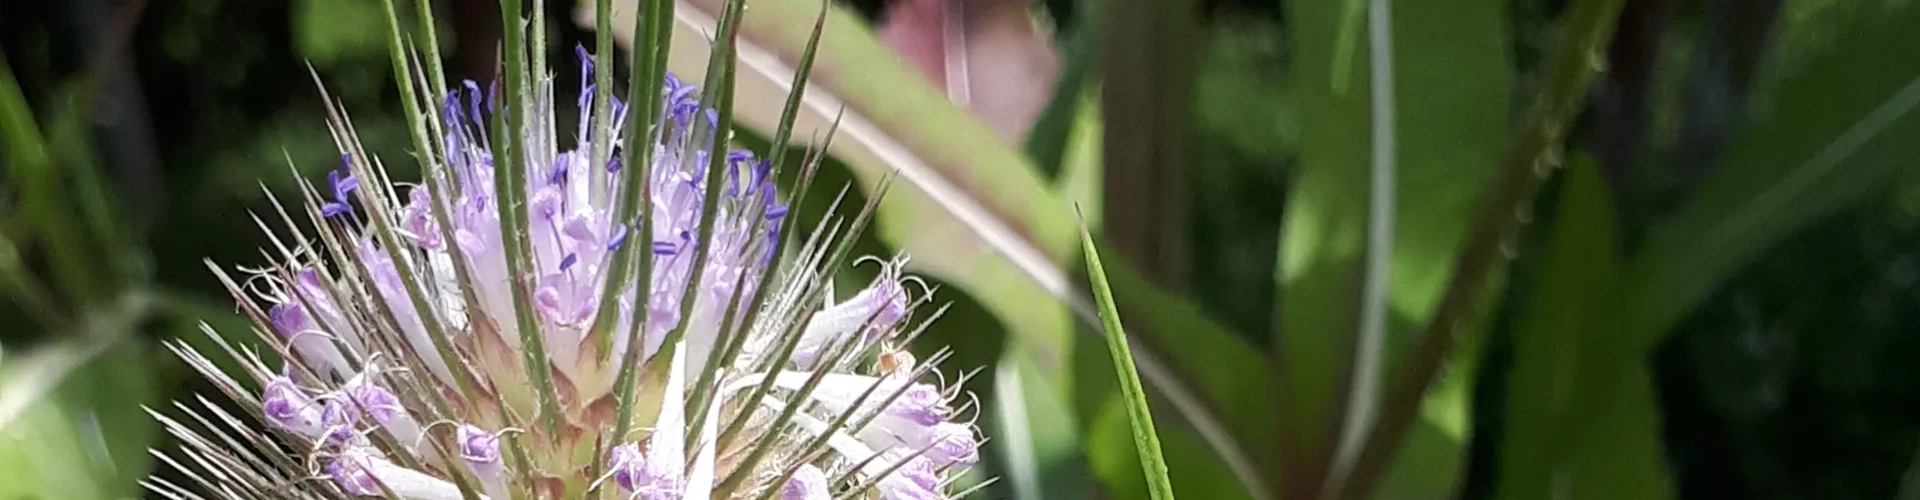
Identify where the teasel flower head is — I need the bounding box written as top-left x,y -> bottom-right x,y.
146,6 -> 986,499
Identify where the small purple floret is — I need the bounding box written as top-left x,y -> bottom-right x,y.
605,442 -> 680,499
268,302 -> 311,339
322,155 -> 359,218
782,464 -> 829,500
887,383 -> 949,426
325,452 -> 380,495
608,443 -> 645,492
462,80 -> 486,128
262,376 -> 323,437
927,422 -> 981,467
456,424 -> 501,465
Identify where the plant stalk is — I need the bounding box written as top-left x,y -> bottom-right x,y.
1328,0 -> 1629,496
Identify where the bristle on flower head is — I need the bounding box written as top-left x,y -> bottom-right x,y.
152,44 -> 982,500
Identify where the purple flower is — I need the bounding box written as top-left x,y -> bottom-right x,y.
261,376 -> 323,438
456,424 -> 501,465
267,302 -> 310,338
868,451 -> 943,500
322,155 -> 359,218
402,188 -> 444,250
326,451 -> 381,496
886,383 -> 950,427
167,37 -> 984,499
321,377 -> 402,436
606,442 -> 681,499
782,464 -> 829,500
922,422 -> 982,467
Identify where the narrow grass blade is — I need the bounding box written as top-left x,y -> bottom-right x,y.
1077,209 -> 1173,500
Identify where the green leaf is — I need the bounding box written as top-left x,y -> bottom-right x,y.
0,339 -> 156,500
1274,0 -> 1368,489
993,349 -> 1094,500
0,53 -> 106,306
1494,156 -> 1672,499
1080,214 -> 1175,500
1613,2 -> 1920,356
1332,0 -> 1631,493
1085,394 -> 1252,500
1275,0 -> 1510,494
1092,249 -> 1277,497
1541,6 -> 1920,496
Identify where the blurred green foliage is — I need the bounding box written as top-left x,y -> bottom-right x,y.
5,0 -> 1920,498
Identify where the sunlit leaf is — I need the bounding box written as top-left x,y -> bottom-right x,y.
1274,0 -> 1510,495
993,346 -> 1094,499
0,339 -> 156,500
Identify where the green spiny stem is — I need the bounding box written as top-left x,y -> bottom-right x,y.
589,0 -> 615,206
674,0 -> 749,447
411,0 -> 449,103
496,0 -> 567,438
580,0 -> 619,491
501,403 -> 540,500
688,2 -> 831,424
360,12 -> 490,406
1328,0 -> 1628,496
603,0 -> 671,482
589,0 -> 674,358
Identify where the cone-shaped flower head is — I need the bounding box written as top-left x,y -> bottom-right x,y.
152,44 -> 982,500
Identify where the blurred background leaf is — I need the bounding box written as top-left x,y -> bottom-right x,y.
0,338 -> 156,500
1273,0 -> 1509,495
1490,155 -> 1674,500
